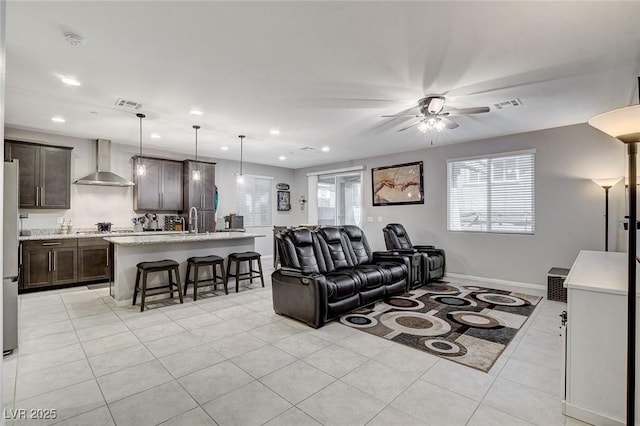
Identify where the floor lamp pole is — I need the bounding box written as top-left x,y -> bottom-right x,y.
605,186 -> 610,251
628,141 -> 637,426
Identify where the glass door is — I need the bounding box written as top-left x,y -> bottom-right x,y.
317,172 -> 362,226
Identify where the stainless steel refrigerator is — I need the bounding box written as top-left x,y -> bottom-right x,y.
3,160 -> 19,354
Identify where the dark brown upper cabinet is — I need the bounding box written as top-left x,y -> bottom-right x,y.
183,160 -> 216,211
5,140 -> 72,209
133,156 -> 183,212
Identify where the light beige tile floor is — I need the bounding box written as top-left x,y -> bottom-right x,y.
2,266 -> 578,425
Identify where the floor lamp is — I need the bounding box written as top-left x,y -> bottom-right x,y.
592,178 -> 622,251
589,103 -> 639,426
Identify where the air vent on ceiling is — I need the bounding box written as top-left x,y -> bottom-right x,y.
494,98 -> 523,110
300,147 -> 315,151
115,98 -> 143,110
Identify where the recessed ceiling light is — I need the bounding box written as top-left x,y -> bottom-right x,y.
279,155 -> 286,161
189,110 -> 203,116
220,146 -> 229,151
51,116 -> 66,123
270,129 -> 280,136
321,146 -> 330,152
150,133 -> 161,139
61,77 -> 81,86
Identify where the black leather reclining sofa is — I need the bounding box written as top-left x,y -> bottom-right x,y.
272,225 -> 409,328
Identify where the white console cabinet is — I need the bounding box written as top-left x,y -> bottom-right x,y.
563,250 -> 640,426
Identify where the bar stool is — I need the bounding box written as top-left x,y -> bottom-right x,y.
225,251 -> 264,293
183,255 -> 227,301
132,259 -> 183,312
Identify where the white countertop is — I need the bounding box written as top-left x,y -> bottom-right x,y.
564,250 -> 640,296
19,230 -> 184,241
104,232 -> 265,245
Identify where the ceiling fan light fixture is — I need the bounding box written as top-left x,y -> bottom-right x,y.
418,122 -> 428,133
435,119 -> 446,132
425,96 -> 445,114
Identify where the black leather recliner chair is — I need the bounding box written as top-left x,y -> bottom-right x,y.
383,223 -> 445,286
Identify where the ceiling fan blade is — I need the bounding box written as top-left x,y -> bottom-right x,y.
446,106 -> 490,116
381,114 -> 420,118
398,120 -> 424,132
440,117 -> 459,129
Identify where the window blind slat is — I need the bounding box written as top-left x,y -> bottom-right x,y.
236,175 -> 273,227
447,152 -> 535,234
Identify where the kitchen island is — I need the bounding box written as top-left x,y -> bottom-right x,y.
104,232 -> 265,306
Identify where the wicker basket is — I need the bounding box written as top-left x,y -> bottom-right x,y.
547,267 -> 570,302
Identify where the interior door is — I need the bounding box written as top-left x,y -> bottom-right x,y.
317,172 -> 362,226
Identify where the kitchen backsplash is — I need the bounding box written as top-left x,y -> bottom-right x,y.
20,212 -> 188,234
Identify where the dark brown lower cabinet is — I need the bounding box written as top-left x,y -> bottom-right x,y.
78,238 -> 112,282
21,239 -> 77,290
20,237 -> 112,292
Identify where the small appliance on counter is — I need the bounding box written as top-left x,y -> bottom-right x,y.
224,214 -> 244,230
96,222 -> 112,233
144,213 -> 161,231
164,215 -> 184,231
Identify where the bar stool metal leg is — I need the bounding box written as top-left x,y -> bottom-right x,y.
193,264 -> 199,301
133,268 -> 141,306
235,258 -> 241,293
219,262 -> 228,294
183,261 -> 192,296
257,257 -> 265,287
168,269 -> 174,299
225,258 -> 232,290
175,267 -> 184,304
140,270 -> 148,312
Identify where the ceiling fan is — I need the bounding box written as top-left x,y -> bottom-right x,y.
382,95 -> 490,132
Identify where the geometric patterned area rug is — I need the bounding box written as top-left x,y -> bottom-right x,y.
340,281 -> 541,372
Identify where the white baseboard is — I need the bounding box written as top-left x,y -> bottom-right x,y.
445,272 -> 546,296
563,401 -> 624,426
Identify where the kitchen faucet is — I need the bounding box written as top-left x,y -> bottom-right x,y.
188,206 -> 198,234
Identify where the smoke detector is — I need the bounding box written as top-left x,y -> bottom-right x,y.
64,32 -> 86,47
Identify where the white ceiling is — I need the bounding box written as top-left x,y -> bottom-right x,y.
5,1 -> 640,169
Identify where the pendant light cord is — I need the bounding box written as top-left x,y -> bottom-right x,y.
239,135 -> 245,175
136,113 -> 146,158
193,125 -> 200,162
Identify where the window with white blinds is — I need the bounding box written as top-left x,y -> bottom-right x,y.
447,151 -> 535,234
236,175 -> 273,227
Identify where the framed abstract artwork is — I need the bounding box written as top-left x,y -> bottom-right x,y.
372,161 -> 424,206
277,190 -> 291,211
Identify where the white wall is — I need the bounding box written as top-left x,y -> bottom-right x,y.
0,0 -> 6,406
4,127 -> 298,257
292,123 -> 626,285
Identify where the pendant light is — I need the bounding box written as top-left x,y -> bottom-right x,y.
135,113 -> 146,176
237,135 -> 245,184
192,125 -> 201,181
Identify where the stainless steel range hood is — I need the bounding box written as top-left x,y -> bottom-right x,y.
74,139 -> 134,187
